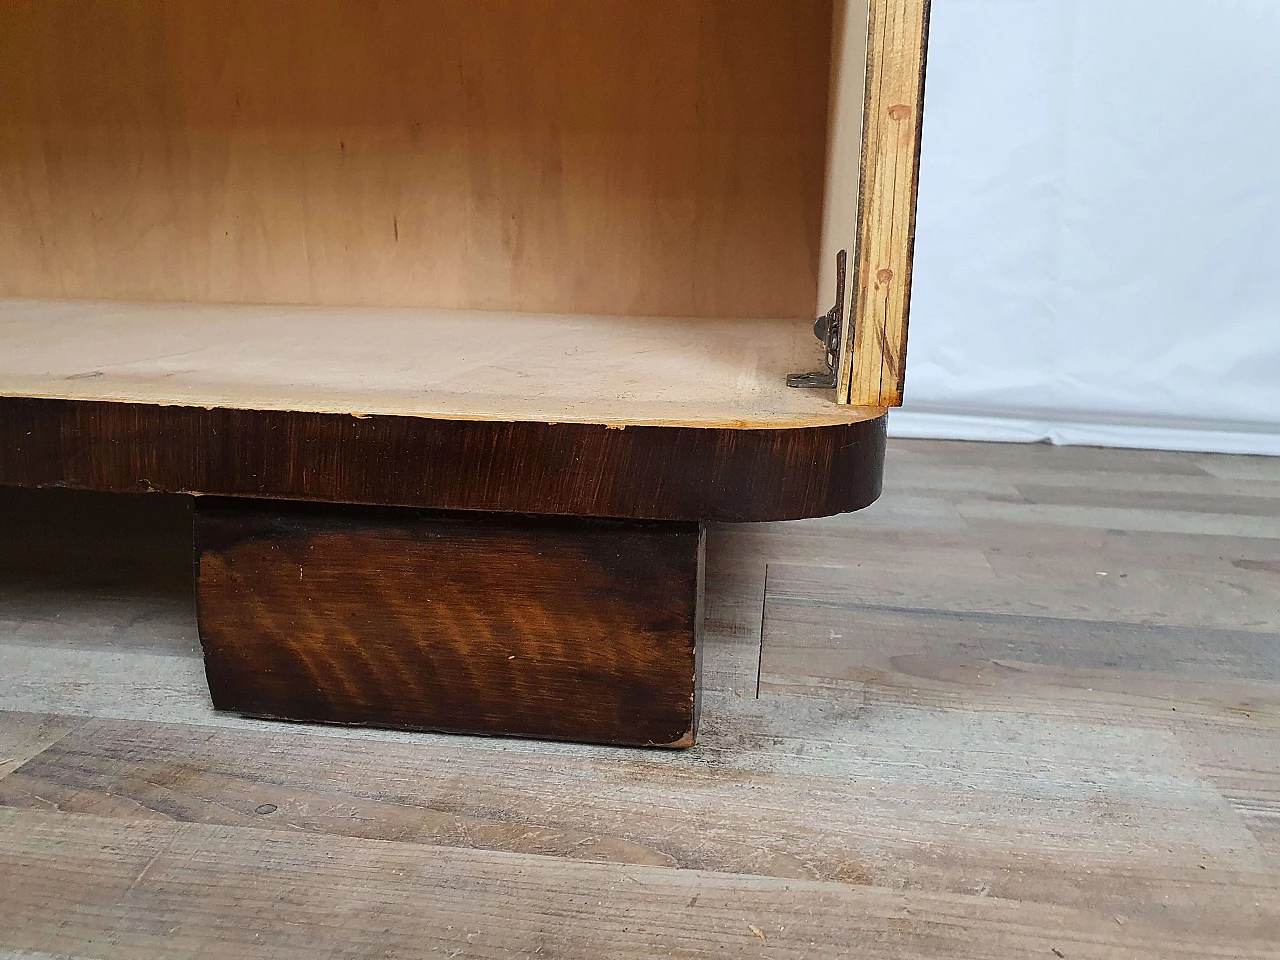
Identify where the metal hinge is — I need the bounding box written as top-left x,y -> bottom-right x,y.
787,250 -> 847,389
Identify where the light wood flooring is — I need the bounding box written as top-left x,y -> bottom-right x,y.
0,438 -> 1278,958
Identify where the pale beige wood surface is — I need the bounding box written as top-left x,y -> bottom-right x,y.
0,0 -> 831,321
846,0 -> 931,406
2,439 -> 1279,957
817,0 -> 871,369
0,299 -> 882,428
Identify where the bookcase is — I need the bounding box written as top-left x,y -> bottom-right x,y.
0,0 -> 931,746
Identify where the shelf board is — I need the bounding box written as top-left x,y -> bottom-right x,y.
0,300 -> 883,429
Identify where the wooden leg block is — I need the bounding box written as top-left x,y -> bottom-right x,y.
194,498 -> 703,748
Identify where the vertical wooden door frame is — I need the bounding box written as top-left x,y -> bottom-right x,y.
840,0 -> 932,408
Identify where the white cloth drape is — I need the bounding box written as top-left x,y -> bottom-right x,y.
894,0 -> 1280,455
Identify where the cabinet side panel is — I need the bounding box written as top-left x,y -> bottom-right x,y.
845,0 -> 931,407
820,0 -> 872,397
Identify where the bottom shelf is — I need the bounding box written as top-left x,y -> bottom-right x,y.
0,299 -> 883,429
0,299 -> 888,521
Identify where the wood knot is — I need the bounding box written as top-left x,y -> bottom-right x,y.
888,104 -> 912,121
876,268 -> 894,285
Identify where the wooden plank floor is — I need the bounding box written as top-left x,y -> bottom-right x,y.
1,438 -> 1278,958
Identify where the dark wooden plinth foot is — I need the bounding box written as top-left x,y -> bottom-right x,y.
194,498 -> 703,748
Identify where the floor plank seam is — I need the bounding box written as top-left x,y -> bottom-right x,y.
755,564 -> 769,700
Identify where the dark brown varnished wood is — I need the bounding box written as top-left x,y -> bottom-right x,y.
195,498 -> 704,748
0,398 -> 886,522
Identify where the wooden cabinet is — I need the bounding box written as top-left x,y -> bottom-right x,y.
0,0 -> 931,746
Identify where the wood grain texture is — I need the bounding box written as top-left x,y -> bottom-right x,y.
0,712 -> 79,780
844,0 -> 931,406
0,0 -> 831,321
761,571 -> 1280,735
6,706 -> 1280,928
195,499 -> 704,747
4,438 -> 1279,956
6,807 -> 1273,960
0,397 -> 887,522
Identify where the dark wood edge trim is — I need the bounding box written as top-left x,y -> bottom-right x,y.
0,398 -> 886,522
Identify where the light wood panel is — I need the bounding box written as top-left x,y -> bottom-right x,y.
0,299 -> 886,427
845,0 -> 931,406
0,0 -> 832,320
820,0 -> 871,387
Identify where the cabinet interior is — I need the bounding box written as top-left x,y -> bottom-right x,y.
0,0 -> 880,424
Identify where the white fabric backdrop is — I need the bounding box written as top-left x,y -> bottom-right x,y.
892,0 -> 1280,455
